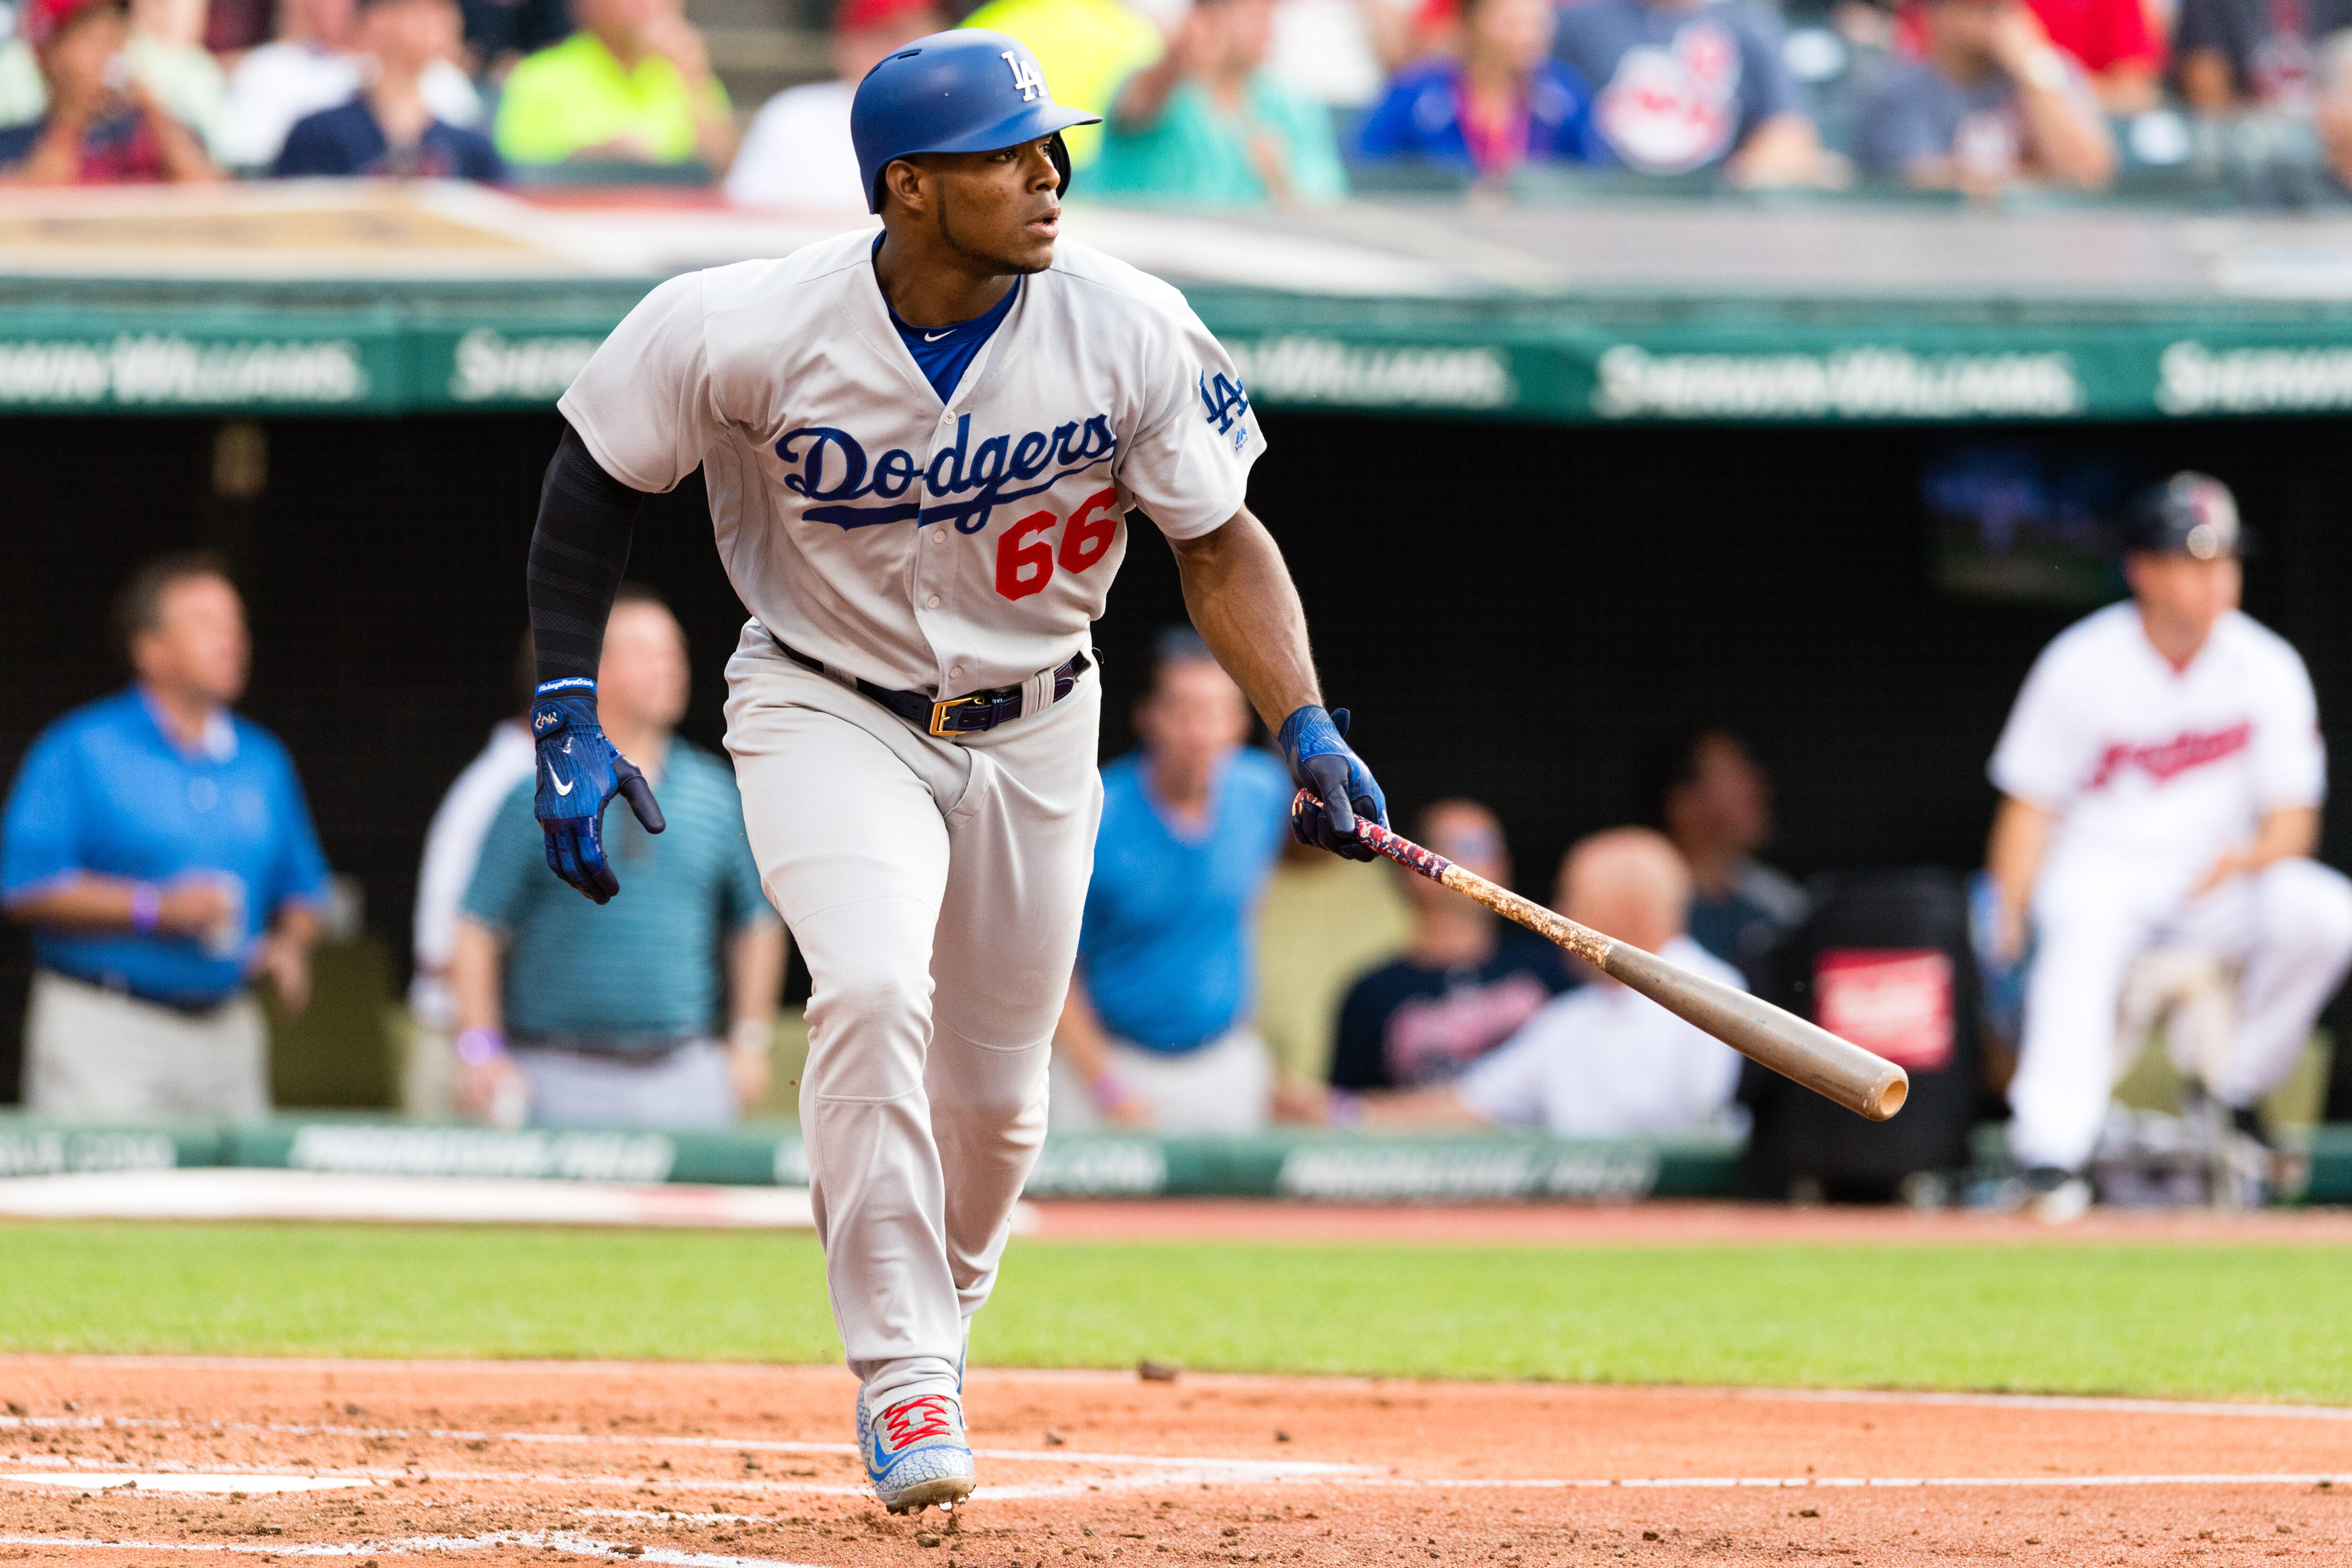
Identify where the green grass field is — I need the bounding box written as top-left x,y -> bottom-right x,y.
3,1222 -> 2349,1403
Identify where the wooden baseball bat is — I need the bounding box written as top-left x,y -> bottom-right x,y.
1301,793 -> 1908,1122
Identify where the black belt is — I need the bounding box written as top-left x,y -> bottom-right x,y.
772,633 -> 1087,738
43,966 -> 239,1020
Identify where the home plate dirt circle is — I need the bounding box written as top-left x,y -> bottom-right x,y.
0,1356 -> 2347,1565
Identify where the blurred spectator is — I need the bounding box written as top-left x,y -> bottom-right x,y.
2322,28 -> 2352,185
461,0 -> 565,79
492,0 -> 737,174
2020,0 -> 2162,108
1255,836 -> 1413,1118
274,0 -> 503,177
1858,0 -> 2116,191
1052,629 -> 1292,1132
450,587 -> 783,1130
0,27 -> 41,126
0,0 -> 218,182
123,0 -> 225,148
726,0 -> 943,209
1340,829 -> 1746,1138
1328,800 -> 1573,1091
1354,0 -> 1590,178
1553,0 -> 1837,185
1092,0 -> 1348,204
2175,0 -> 2352,110
1655,729 -> 1807,980
1267,0 -> 1418,109
216,0 -> 481,170
404,634 -> 537,1120
960,0 -> 1165,169
1,553 -> 328,1119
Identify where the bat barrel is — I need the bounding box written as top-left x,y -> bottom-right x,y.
1602,943 -> 1909,1122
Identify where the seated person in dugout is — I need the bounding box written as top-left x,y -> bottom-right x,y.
1051,629 -> 1292,1133
450,586 -> 784,1129
1654,728 -> 1806,985
1330,827 -> 1746,1138
1327,800 -> 1572,1095
1984,472 -> 2352,1221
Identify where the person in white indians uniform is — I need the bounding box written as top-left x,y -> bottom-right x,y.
1985,472 -> 2352,1219
512,29 -> 1390,1515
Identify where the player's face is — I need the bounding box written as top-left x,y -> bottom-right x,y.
134,574 -> 250,709
918,138 -> 1066,275
2127,552 -> 2241,643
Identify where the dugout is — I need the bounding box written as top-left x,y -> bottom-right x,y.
6,186 -> 2352,1119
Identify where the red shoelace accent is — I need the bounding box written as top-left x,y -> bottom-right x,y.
880,1394 -> 955,1447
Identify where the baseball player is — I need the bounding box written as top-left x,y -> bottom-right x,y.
514,30 -> 1386,1514
1985,472 -> 2352,1219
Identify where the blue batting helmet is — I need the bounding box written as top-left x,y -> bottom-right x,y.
850,29 -> 1102,215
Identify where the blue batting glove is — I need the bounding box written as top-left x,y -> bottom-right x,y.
530,677 -> 665,905
1280,704 -> 1387,862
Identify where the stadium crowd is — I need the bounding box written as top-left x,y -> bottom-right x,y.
5,0 -> 2352,196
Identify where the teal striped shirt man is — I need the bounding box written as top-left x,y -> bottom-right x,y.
464,741 -> 775,1045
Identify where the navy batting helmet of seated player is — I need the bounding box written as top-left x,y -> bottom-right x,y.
851,30 -> 1103,216
2123,472 -> 2245,561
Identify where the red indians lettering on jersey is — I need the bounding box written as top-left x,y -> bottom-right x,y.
2085,722 -> 2253,790
1385,973 -> 1553,1081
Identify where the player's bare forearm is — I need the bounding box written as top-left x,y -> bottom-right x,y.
1986,795 -> 2054,957
727,921 -> 787,1029
2201,804 -> 2324,895
1167,506 -> 1322,731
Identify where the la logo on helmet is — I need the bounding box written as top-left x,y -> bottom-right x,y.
1000,51 -> 1045,101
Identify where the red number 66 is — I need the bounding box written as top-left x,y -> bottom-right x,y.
995,486 -> 1121,602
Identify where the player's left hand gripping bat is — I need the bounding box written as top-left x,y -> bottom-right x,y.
1298,793 -> 1908,1122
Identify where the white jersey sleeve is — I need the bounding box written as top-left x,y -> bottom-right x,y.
2250,638 -> 2326,811
1452,1007 -> 1556,1127
1112,294 -> 1265,541
557,272 -> 721,495
1988,635 -> 2094,810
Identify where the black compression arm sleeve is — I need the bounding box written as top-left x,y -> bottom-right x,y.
528,421 -> 646,685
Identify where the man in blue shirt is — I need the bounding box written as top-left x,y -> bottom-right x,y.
2,552 -> 330,1118
1053,628 -> 1292,1131
449,586 -> 784,1129
272,0 -> 505,180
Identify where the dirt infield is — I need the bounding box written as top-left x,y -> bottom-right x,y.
2,1355 -> 2347,1566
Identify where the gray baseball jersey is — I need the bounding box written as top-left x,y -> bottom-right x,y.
559,228 -> 1267,695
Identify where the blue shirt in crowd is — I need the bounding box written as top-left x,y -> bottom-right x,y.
1354,59 -> 1595,175
1552,0 -> 1802,175
0,688 -> 332,1007
1076,748 -> 1292,1053
274,99 -> 506,181
463,740 -> 774,1046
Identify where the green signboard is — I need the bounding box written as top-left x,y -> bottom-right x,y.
8,279 -> 2352,424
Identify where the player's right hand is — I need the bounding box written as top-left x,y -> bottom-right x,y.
530,678 -> 666,904
1280,704 -> 1388,863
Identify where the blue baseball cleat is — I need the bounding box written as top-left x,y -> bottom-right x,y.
858,1389 -> 976,1515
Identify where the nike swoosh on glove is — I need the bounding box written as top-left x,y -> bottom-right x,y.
1279,704 -> 1387,862
530,677 -> 666,904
